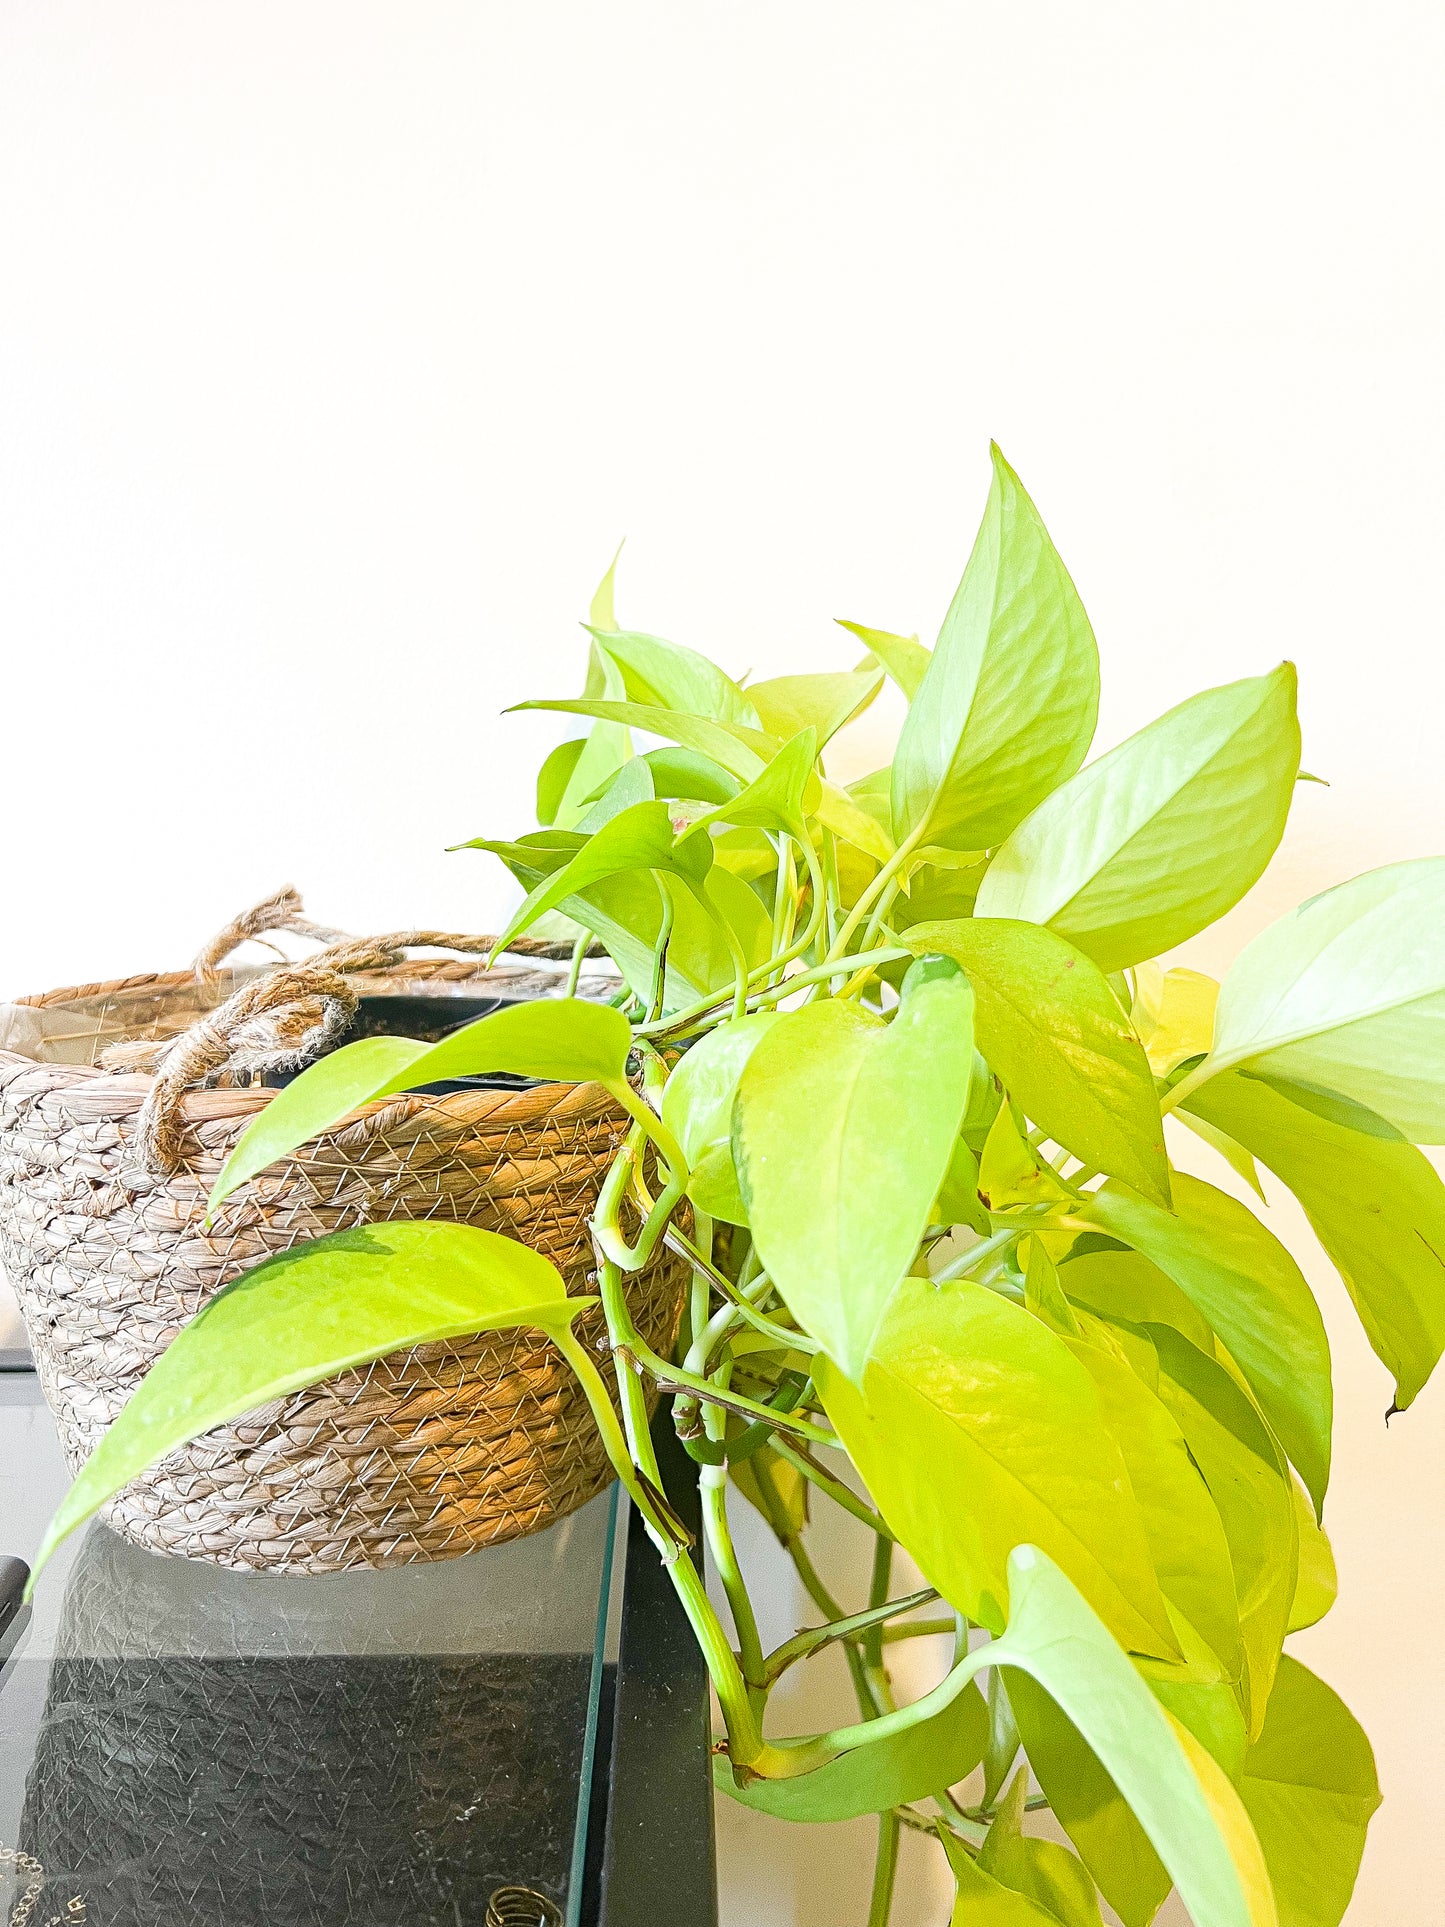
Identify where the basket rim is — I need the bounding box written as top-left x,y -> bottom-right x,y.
0,959 -> 621,1133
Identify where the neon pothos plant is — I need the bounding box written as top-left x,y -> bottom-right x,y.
36,444 -> 1445,1926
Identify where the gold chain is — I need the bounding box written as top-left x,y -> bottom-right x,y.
0,1844 -> 85,1927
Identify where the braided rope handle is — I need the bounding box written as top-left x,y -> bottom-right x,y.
102,888 -> 600,1178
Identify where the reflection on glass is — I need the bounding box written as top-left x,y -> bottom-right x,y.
0,1381 -> 617,1927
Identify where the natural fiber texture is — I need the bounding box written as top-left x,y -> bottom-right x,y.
0,906 -> 683,1574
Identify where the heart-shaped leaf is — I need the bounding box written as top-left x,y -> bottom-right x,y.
31,1223 -> 583,1586
836,620 -> 933,701
589,625 -> 761,726
817,1274 -> 1180,1656
1079,1175 -> 1332,1514
747,670 -> 883,747
1196,857 -> 1445,1142
509,697 -> 777,783
976,668 -> 1299,974
662,1013 -> 780,1224
891,446 -> 1099,854
1186,1069 -> 1445,1411
735,966 -> 976,1378
492,798 -> 714,954
718,1677 -> 988,1822
1238,1657 -> 1379,1927
210,998 -> 633,1213
902,918 -> 1170,1206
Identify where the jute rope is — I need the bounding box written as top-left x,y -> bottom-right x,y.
96,890 -> 606,1178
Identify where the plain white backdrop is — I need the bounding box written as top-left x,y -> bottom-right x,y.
1,5 -> 1442,1920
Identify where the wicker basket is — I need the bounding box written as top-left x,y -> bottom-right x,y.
0,902 -> 685,1574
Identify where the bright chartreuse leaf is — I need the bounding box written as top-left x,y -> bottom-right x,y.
735,966 -> 976,1379
1024,1238 -> 1083,1335
1287,1475 -> 1337,1633
490,799 -> 714,955
835,620 -> 933,701
946,1839 -> 1070,1926
552,587 -> 634,826
817,1274 -> 1180,1656
844,764 -> 894,829
979,1103 -> 1074,1214
209,998 -> 633,1213
1193,857 -> 1445,1142
1237,1657 -> 1380,1927
746,669 -> 883,748
1136,1620 -> 1249,1785
30,1223 -> 585,1585
575,753 -> 656,828
1066,1321 -> 1242,1681
482,834 -> 767,1016
976,669 -> 1299,974
896,856 -> 990,928
589,624 -> 761,727
903,918 -> 1170,1206
536,738 -> 587,826
1175,1108 -> 1270,1205
508,697 -> 778,783
931,1134 -> 989,1233
1131,963 -> 1220,1078
662,1013 -> 780,1224
980,1771 -> 1105,1925
1080,1174 -> 1332,1513
815,777 -> 894,861
891,446 -> 1100,855
1003,1669 -> 1171,1927
983,1665 -> 1023,1807
988,1549 -> 1275,1927
679,728 -> 820,840
718,1677 -> 988,1822
1060,1248 -> 1218,1356
1186,1069 -> 1445,1411
623,746 -> 740,805
1148,1326 -> 1297,1733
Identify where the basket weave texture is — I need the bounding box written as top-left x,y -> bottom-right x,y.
0,955 -> 685,1574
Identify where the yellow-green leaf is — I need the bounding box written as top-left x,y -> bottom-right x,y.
904,918 -> 1170,1206
817,1276 -> 1180,1656
892,446 -> 1099,854
31,1224 -> 582,1587
976,669 -> 1299,975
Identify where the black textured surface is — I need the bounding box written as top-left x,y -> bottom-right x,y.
264,994 -> 544,1096
18,1651 -> 590,1927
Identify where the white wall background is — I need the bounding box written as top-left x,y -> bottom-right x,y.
1,4 -> 1441,1920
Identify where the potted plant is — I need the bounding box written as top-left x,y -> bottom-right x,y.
28,444 -> 1437,1927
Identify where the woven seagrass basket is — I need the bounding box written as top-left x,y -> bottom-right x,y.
0,892 -> 686,1574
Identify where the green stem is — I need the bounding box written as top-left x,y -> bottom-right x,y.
867,1813 -> 900,1927
762,1587 -> 938,1687
771,1438 -> 894,1537
595,1256 -> 665,1485
1160,1061 -> 1213,1114
647,884 -> 676,1022
583,1239 -> 764,1768
700,1386 -> 767,1699
639,1350 -> 836,1444
931,1224 -> 1023,1285
858,875 -> 903,960
566,930 -> 591,999
824,821 -> 926,967
665,1229 -> 817,1355
863,1534 -> 893,1675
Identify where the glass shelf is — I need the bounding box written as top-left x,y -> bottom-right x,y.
0,1371 -> 620,1927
